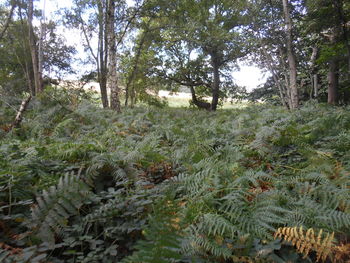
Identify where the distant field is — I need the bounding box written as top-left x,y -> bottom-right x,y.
84,87 -> 249,109
165,96 -> 249,109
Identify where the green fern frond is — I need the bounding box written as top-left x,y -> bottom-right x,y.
28,173 -> 92,246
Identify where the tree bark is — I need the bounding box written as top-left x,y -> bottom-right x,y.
130,85 -> 136,107
309,47 -> 318,99
328,59 -> 339,104
38,3 -> 46,93
327,25 -> 341,105
28,0 -> 42,95
25,60 -> 35,96
10,95 -> 32,131
210,54 -> 220,111
107,0 -> 121,112
282,0 -> 298,109
189,87 -> 211,110
313,74 -> 318,98
97,0 -> 109,108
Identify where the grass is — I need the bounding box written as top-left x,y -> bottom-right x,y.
166,96 -> 250,109
84,87 -> 248,109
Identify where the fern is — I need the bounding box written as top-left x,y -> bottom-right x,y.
0,247 -> 18,263
28,173 -> 92,246
274,226 -> 334,262
0,245 -> 48,263
1,95 -> 350,262
123,198 -> 189,263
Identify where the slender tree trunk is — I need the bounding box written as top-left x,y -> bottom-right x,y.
125,30 -> 147,107
100,75 -> 109,108
99,38 -> 109,109
25,61 -> 35,96
10,95 -> 32,131
261,46 -> 289,108
125,83 -> 129,107
210,54 -> 220,111
28,0 -> 42,95
313,74 -> 318,98
328,59 -> 339,104
277,46 -> 292,108
309,47 -> 318,99
97,0 -> 109,108
104,6 -> 109,99
130,85 -> 136,107
107,0 -> 121,112
327,26 -> 340,105
0,0 -> 15,41
282,0 -> 298,109
38,3 -> 46,93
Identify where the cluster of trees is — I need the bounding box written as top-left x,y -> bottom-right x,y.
0,0 -> 349,110
248,0 -> 350,108
0,0 -> 75,96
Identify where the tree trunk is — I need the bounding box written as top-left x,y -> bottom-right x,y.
327,26 -> 340,105
107,0 -> 121,112
130,85 -> 136,107
210,53 -> 220,111
309,47 -> 318,99
97,0 -> 109,108
0,1 -> 15,41
328,59 -> 339,104
189,87 -> 211,110
28,0 -> 42,95
25,61 -> 35,96
10,95 -> 32,131
262,46 -> 289,108
38,7 -> 46,93
125,29 -> 147,107
282,0 -> 298,109
125,83 -> 129,107
313,74 -> 318,98
100,76 -> 109,108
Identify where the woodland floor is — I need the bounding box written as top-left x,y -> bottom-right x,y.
0,91 -> 350,262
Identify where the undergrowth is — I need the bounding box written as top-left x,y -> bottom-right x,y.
0,90 -> 349,262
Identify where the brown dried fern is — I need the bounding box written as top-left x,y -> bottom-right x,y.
332,243 -> 350,263
274,226 -> 334,262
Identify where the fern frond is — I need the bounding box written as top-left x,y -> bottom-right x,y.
0,247 -> 18,263
201,213 -> 238,237
274,226 -> 334,262
28,173 -> 92,246
317,210 -> 350,230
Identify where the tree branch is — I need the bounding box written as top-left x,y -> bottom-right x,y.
10,95 -> 32,131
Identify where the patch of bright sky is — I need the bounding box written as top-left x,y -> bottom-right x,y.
232,63 -> 268,92
37,0 -> 266,90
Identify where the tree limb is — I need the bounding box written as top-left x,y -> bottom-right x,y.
10,95 -> 32,131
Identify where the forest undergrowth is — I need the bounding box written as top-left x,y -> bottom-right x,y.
0,89 -> 350,262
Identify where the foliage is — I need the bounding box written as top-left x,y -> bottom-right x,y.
0,15 -> 75,95
128,0 -> 250,110
274,227 -> 334,262
0,91 -> 350,262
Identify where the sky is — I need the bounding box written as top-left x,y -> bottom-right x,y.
3,0 -> 268,91
232,64 -> 267,92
